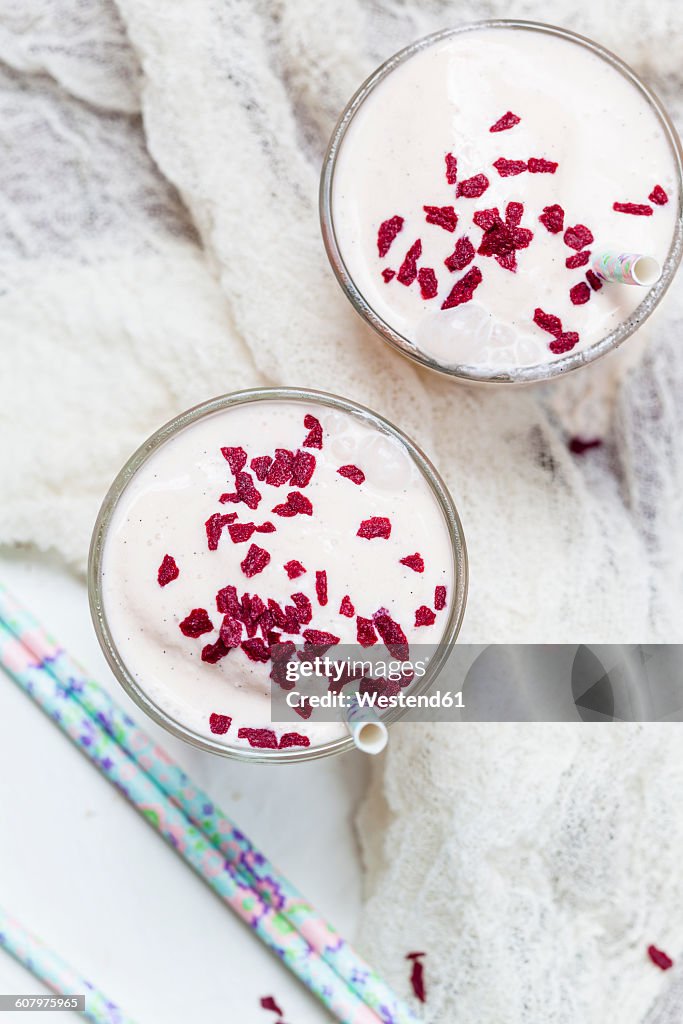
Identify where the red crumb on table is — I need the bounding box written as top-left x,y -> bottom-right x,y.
424,205 -> 458,232
649,184 -> 668,206
377,215 -> 404,257
434,586 -> 447,610
569,437 -> 602,455
490,111 -> 521,133
205,512 -> 237,550
564,224 -> 594,251
315,570 -> 328,606
250,455 -> 272,481
179,608 -> 214,638
272,491 -> 313,517
406,952 -> 427,1003
415,606 -> 436,627
220,446 -> 247,475
239,727 -> 278,749
209,713 -> 232,735
445,236 -> 475,272
397,239 -> 422,286
356,616 -> 378,647
528,157 -> 558,174
279,732 -> 310,749
456,173 -> 489,198
291,449 -> 316,487
303,414 -> 323,449
539,204 -> 565,234
570,282 -> 591,306
493,158 -> 527,177
586,269 -> 603,291
157,554 -> 179,587
240,544 -> 271,578
357,516 -> 392,540
441,266 -> 483,309
445,152 -> 458,184
648,945 -> 674,970
613,202 -> 652,216
284,559 -> 306,579
418,267 -> 439,299
339,595 -> 355,617
400,553 -> 425,573
382,268 -> 396,283
566,250 -> 590,269
338,464 -> 365,485
260,996 -> 284,1016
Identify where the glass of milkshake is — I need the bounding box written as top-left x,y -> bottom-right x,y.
321,21 -> 683,383
88,389 -> 467,762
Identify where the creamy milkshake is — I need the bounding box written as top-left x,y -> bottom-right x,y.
322,23 -> 682,381
90,391 -> 465,759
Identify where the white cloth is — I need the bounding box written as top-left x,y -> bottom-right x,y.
2,1 -> 683,1019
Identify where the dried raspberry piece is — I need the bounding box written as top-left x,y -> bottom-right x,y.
255,521 -> 276,533
201,638 -> 230,664
219,616 -> 243,648
337,464 -> 365,485
511,226 -> 533,250
279,732 -> 310,749
220,446 -> 247,475
381,268 -> 396,283
415,605 -> 436,627
539,204 -> 565,234
293,699 -> 313,720
260,996 -> 284,1015
179,608 -> 214,638
418,267 -> 438,299
377,215 -> 404,257
266,630 -> 281,645
339,595 -> 355,617
209,713 -> 231,735
441,266 -> 482,310
565,250 -> 590,268
406,952 -> 426,1003
533,308 -> 562,337
357,616 -> 378,646
216,585 -> 240,617
373,610 -> 409,660
220,471 -> 262,510
570,282 -> 590,306
272,491 -> 313,517
647,945 -> 673,970
528,157 -> 558,173
549,332 -> 580,354
267,598 -> 286,629
288,593 -> 310,626
434,585 -> 447,610
240,593 -> 266,637
241,637 -> 271,663
564,224 -> 594,250
569,437 -> 602,455
205,512 -> 237,550
157,554 -> 179,587
473,207 -> 502,231
493,157 -> 527,177
315,570 -> 328,606
586,269 -> 603,291
445,236 -> 475,272
357,516 -> 391,540
266,448 -> 293,487
649,184 -> 668,206
397,239 -> 422,286
269,641 -> 296,690
613,202 -> 652,216
291,449 -> 316,487
505,202 -> 524,227
423,205 -> 458,232
284,560 -> 306,579
250,455 -> 272,481
400,553 -> 424,573
303,414 -> 323,450
490,111 -> 521,133
496,252 -> 517,273
456,173 -> 489,198
238,727 -> 278,749
445,152 -> 458,184
303,629 -> 341,645
240,544 -> 271,578
228,522 -> 256,544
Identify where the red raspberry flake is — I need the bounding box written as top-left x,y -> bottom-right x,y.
564,224 -> 594,250
528,157 -> 558,173
418,267 -> 438,299
490,111 -> 521,133
400,553 -> 424,573
493,157 -> 527,177
549,332 -> 580,354
250,455 -> 272,481
179,608 -> 214,638
205,512 -> 237,550
570,282 -> 591,306
241,637 -> 271,662
220,446 -> 247,475
423,205 -> 458,232
255,521 -> 276,533
434,585 -> 447,610
291,592 -> 312,624
445,236 -> 475,272
613,202 -> 652,216
272,491 -> 313,517
649,184 -> 668,206
539,204 -> 565,234
441,266 -> 483,310
315,570 -> 328,606
533,308 -> 562,337
240,593 -> 266,636
291,449 -> 316,487
339,595 -> 355,617
647,945 -> 673,970
445,152 -> 458,184
201,638 -> 230,664
397,239 -> 422,286
279,732 -> 310,748
240,544 -> 271,578
219,616 -> 243,648
284,560 -> 306,579
496,252 -> 517,272
266,448 -> 294,486
209,713 -> 231,735
456,173 -> 489,198
377,215 -> 404,257
506,202 -> 524,227
303,414 -> 323,450
282,603 -> 301,635
259,996 -> 284,1015
586,269 -> 603,291
303,629 -> 341,646
238,727 -> 278,749
568,437 -> 602,455
357,516 -> 392,540
566,250 -> 590,269
381,268 -> 396,283
338,464 -> 365,485
473,207 -> 501,231
228,522 -> 256,544
220,471 -> 262,510
356,616 -> 378,647
373,610 -> 409,660
267,598 -> 286,629
406,952 -> 426,1003
216,585 -> 240,617
157,554 -> 179,587
415,605 -> 436,627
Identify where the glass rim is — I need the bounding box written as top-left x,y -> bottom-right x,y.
319,18 -> 683,385
88,386 -> 469,764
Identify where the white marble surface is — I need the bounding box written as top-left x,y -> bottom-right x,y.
0,550 -> 369,1023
